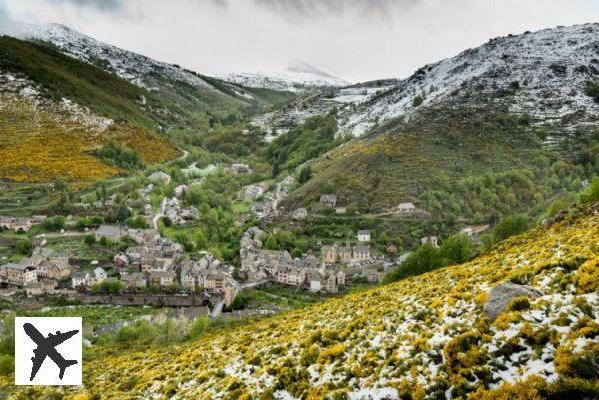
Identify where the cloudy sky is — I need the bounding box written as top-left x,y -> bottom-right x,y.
2,0 -> 599,82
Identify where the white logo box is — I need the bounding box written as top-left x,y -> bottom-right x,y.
15,317 -> 82,386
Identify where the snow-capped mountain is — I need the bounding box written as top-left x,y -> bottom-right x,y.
221,60 -> 350,92
15,23 -> 214,92
256,23 -> 599,137
343,23 -> 599,136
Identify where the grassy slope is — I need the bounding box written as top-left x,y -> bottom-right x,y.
0,99 -> 179,182
0,36 -> 153,128
5,203 -> 598,399
0,36 -> 184,181
287,106 -> 588,219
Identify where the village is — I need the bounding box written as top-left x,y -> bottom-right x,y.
0,162 -> 491,321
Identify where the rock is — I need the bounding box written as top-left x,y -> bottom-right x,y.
483,283 -> 542,320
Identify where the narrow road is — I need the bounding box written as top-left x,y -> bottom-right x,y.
239,279 -> 270,290
210,299 -> 225,318
152,197 -> 167,231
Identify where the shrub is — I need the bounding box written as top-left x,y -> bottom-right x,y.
505,296 -> 531,312
384,243 -> 443,283
91,140 -> 144,170
14,239 -> 32,256
579,177 -> 599,204
412,95 -> 424,107
0,354 -> 14,376
572,257 -> 599,293
493,214 -> 530,242
554,345 -> 599,380
440,234 -> 475,264
189,317 -> 211,339
84,234 -> 96,245
318,344 -> 345,363
585,81 -> 599,103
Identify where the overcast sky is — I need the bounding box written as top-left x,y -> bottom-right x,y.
2,0 -> 599,82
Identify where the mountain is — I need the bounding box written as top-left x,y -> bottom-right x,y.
13,23 -> 296,130
7,202 -> 598,398
221,60 -> 350,92
0,35 -> 179,182
257,24 -> 599,137
281,24 -> 599,225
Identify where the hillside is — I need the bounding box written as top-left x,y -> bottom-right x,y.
256,24 -> 599,138
282,24 -> 599,224
4,203 -> 597,399
0,36 -> 180,182
17,23 -> 296,130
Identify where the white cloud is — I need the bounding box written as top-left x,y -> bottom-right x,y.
4,0 -> 599,82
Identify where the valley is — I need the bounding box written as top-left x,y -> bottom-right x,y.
0,18 -> 597,400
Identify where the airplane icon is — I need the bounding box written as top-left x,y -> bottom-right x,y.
23,323 -> 79,381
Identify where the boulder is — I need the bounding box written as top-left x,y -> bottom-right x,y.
482,283 -> 542,320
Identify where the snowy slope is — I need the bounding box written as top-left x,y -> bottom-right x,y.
256,23 -> 599,137
222,60 -> 350,92
17,23 -> 214,92
344,23 -> 599,135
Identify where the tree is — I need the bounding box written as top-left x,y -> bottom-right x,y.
440,234 -> 474,265
99,236 -> 112,247
14,240 -> 32,256
579,177 -> 599,204
84,234 -> 96,245
298,165 -> 312,184
116,204 -> 132,223
383,243 -> 443,283
189,317 -> 211,339
264,235 -> 278,250
493,214 -> 530,242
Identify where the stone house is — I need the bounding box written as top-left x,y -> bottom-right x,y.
0,263 -> 37,286
122,272 -> 147,290
241,185 -> 264,201
395,202 -> 417,214
25,279 -> 57,297
357,230 -> 371,242
421,236 -> 439,247
292,208 -> 307,220
276,266 -> 307,287
180,206 -> 199,220
46,263 -> 71,280
141,258 -> 172,273
149,271 -> 176,288
148,171 -> 171,185
204,273 -> 227,292
174,185 -> 188,198
320,194 -> 337,207
353,245 -> 371,261
11,218 -> 32,232
335,206 -> 347,214
71,272 -> 90,289
0,217 -> 13,230
230,164 -> 251,174
460,224 -> 490,237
